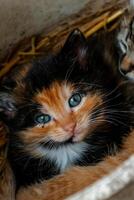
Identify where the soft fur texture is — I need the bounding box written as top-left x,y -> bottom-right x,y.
16,128 -> 134,200
0,3 -> 134,200
0,28 -> 132,190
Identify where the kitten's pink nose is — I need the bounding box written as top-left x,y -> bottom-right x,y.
63,122 -> 76,134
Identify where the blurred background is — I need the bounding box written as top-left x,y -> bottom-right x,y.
0,0 -> 126,60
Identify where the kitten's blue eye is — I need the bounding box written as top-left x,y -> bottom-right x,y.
35,114 -> 51,124
69,93 -> 82,108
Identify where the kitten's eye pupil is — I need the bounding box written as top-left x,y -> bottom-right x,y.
69,93 -> 82,108
35,114 -> 51,124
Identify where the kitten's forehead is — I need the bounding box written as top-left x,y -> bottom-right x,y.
34,81 -> 74,110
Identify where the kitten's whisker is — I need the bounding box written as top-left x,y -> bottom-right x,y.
93,108 -> 130,116
65,57 -> 77,81
93,109 -> 127,119
104,93 -> 122,104
103,80 -> 130,98
90,105 -> 130,127
95,114 -> 129,127
90,117 -> 119,126
23,156 -> 33,170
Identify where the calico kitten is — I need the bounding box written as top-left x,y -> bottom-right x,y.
16,13 -> 134,200
0,28 -> 131,189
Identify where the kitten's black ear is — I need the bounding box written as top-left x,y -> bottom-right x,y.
0,93 -> 17,121
61,29 -> 88,69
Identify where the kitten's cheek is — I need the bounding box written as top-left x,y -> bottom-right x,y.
120,56 -> 132,72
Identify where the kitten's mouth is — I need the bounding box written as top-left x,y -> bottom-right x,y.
39,129 -> 88,149
40,136 -> 78,149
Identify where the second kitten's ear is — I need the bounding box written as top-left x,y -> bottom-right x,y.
0,93 -> 17,121
61,29 -> 88,68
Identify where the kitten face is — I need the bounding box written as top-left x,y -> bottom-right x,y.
117,16 -> 134,81
19,81 -> 103,157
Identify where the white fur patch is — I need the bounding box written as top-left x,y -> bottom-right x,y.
36,142 -> 88,171
126,71 -> 134,81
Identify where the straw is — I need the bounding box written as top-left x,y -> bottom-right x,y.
0,9 -> 125,78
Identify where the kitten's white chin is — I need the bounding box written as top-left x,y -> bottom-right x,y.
35,142 -> 88,171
